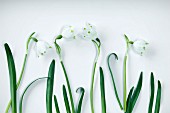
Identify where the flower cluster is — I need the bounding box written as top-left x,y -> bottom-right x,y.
59,22 -> 99,40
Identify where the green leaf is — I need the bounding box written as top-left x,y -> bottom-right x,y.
63,85 -> 71,113
76,87 -> 85,113
4,43 -> 17,113
126,87 -> 134,109
19,77 -> 48,113
107,53 -> 123,110
46,60 -> 55,113
148,72 -> 155,113
100,67 -> 106,113
54,95 -> 60,113
154,81 -> 161,113
126,72 -> 143,113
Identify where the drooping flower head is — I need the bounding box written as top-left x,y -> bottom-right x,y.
124,35 -> 149,56
132,39 -> 149,55
35,40 -> 51,57
61,25 -> 76,39
81,23 -> 98,40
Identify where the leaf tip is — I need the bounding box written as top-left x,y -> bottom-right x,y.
158,80 -> 161,88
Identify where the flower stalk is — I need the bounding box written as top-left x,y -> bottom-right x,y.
90,38 -> 101,113
123,34 -> 130,111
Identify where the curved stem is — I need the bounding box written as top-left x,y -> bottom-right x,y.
90,39 -> 101,113
107,53 -> 123,110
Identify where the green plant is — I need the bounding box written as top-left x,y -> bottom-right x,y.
5,32 -> 37,113
3,28 -> 163,113
107,53 -> 144,113
54,24 -> 101,113
79,23 -> 102,113
5,32 -> 52,113
107,34 -> 148,112
123,34 -> 148,111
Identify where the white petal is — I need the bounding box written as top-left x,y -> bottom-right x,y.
132,39 -> 148,55
35,40 -> 51,57
81,23 -> 98,40
61,26 -> 75,39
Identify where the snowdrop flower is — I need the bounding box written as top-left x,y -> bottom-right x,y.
132,39 -> 149,55
61,25 -> 76,39
81,23 -> 98,40
35,40 -> 51,57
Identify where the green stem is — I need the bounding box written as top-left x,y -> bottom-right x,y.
123,54 -> 128,111
5,32 -> 37,113
90,39 -> 101,113
123,34 -> 130,112
17,54 -> 28,88
5,100 -> 12,113
60,61 -> 75,113
90,62 -> 97,113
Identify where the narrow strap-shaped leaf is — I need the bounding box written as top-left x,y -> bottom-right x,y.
148,72 -> 155,113
46,60 -> 55,113
100,67 -> 106,113
19,77 -> 48,113
76,87 -> 85,113
130,72 -> 143,111
4,43 -> 17,113
126,87 -> 134,109
107,53 -> 123,110
63,85 -> 71,113
126,72 -> 143,113
54,95 -> 60,113
154,81 -> 161,113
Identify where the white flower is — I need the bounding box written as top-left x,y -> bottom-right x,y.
132,39 -> 149,55
61,25 -> 75,39
81,23 -> 98,40
35,40 -> 51,57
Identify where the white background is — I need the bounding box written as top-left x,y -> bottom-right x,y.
0,1 -> 170,113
